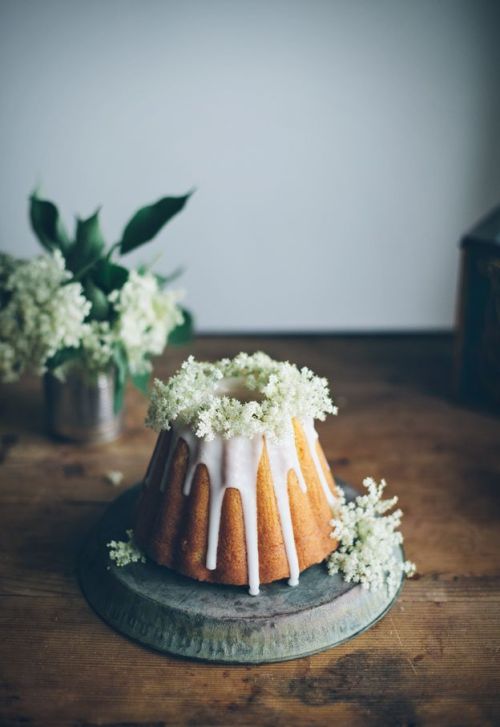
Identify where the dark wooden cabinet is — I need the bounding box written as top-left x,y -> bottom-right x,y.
455,205 -> 500,408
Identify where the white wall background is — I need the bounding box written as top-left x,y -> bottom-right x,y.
1,0 -> 499,332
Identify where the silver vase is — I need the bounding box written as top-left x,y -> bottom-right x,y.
44,368 -> 123,444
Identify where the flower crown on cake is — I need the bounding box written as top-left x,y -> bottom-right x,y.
146,351 -> 337,441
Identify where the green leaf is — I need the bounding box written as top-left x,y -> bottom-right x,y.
136,264 -> 185,289
155,265 -> 185,289
67,209 -> 105,275
92,258 -> 129,294
46,346 -> 81,371
168,307 -> 194,345
29,192 -> 72,254
83,278 -> 109,321
131,369 -> 150,395
120,191 -> 193,254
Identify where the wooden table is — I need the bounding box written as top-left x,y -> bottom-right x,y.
1,335 -> 499,727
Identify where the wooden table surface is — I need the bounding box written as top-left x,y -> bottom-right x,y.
1,335 -> 499,727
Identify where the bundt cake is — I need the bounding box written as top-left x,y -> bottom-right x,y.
135,352 -> 340,595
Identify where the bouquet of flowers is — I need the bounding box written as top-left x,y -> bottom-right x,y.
0,190 -> 193,411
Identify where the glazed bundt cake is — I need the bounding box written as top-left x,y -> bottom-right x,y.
135,352 -> 340,595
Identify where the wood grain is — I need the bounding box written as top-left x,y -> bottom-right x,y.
1,335 -> 499,726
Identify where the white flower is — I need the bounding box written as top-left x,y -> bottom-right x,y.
107,529 -> 146,567
0,250 -> 90,381
327,477 -> 416,592
146,351 -> 336,441
0,252 -> 185,382
80,320 -> 115,373
109,270 -> 184,375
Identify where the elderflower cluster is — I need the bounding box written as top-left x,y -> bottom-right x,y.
146,351 -> 337,441
107,529 -> 146,567
108,270 -> 184,375
0,251 -> 90,381
0,251 -> 185,381
327,477 -> 416,592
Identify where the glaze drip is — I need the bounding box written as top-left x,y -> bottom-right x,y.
302,417 -> 337,508
265,428 -> 306,588
159,419 -> 334,595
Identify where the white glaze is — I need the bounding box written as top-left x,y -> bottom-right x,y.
215,376 -> 264,403
302,416 -> 337,508
265,427 -> 306,588
157,418 -> 333,595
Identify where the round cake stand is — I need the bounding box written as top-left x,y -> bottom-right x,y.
78,480 -> 405,664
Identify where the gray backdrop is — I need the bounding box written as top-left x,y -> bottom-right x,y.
1,0 -> 499,331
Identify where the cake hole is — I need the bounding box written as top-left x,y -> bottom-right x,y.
215,377 -> 264,403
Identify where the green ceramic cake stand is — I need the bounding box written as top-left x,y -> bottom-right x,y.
78,480 -> 404,663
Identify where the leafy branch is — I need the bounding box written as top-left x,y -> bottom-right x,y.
29,189 -> 194,408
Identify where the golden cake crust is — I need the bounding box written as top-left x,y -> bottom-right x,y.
135,418 -> 338,587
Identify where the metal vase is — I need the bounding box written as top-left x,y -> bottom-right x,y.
44,368 -> 123,444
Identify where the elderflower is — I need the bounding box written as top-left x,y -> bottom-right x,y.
0,251 -> 90,381
107,529 -> 146,567
327,477 -> 416,592
109,270 -> 184,375
80,320 -> 115,373
146,352 -> 337,441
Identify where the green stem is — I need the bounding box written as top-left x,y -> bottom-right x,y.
72,254 -> 102,282
106,241 -> 121,261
